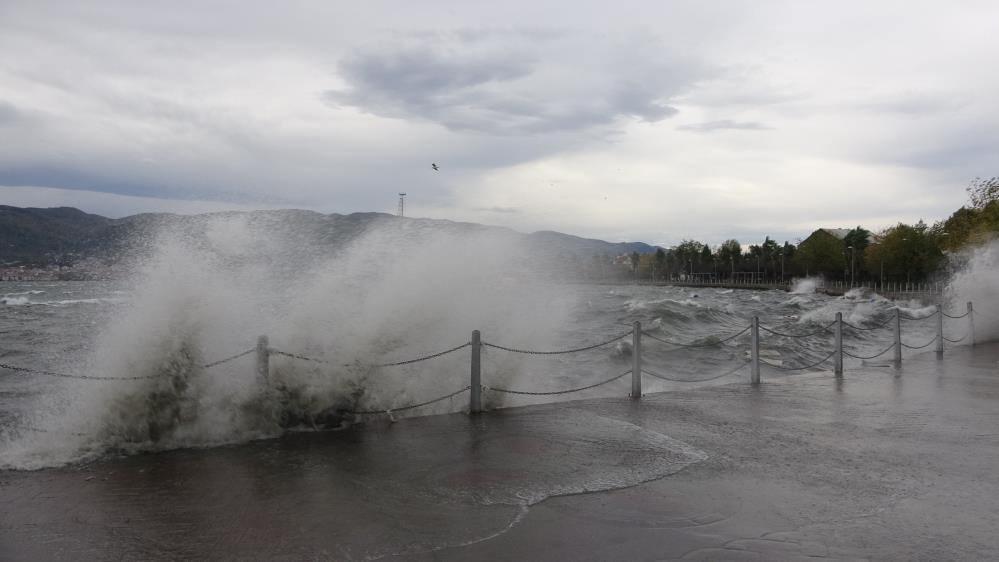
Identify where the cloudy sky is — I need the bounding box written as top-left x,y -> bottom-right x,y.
1,1 -> 997,246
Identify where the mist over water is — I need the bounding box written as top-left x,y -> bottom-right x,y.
1,219 -> 997,470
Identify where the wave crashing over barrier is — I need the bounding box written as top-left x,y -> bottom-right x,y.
2,217 -> 998,470
0,216 -> 577,469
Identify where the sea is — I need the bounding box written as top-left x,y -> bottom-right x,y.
0,278 -> 950,470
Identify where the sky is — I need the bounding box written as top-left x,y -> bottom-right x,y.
1,1 -> 997,246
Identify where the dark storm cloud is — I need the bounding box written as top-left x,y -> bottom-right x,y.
325,32 -> 703,135
0,164 -> 220,201
678,120 -> 771,132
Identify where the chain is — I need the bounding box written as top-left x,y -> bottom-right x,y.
760,349 -> 836,371
899,310 -> 940,321
0,362 -> 167,381
481,331 -> 630,356
843,342 -> 897,360
641,325 -> 751,348
842,316 -> 895,331
270,349 -> 328,364
484,369 -> 631,396
346,386 -> 470,415
375,342 -> 471,367
759,320 -> 836,338
642,360 -> 747,383
901,334 -> 939,350
202,348 -> 256,369
942,311 -> 970,319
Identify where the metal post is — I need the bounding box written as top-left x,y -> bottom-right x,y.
255,335 -> 270,385
935,305 -> 944,358
751,316 -> 760,384
893,308 -> 902,369
834,312 -> 843,376
968,302 -> 976,346
470,330 -> 482,413
631,321 -> 642,399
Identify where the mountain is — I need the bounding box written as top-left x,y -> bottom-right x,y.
0,206 -> 112,264
0,206 -> 661,267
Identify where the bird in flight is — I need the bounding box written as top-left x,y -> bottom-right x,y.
431,163 -> 439,171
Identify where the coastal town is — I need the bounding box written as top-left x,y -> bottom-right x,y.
0,257 -> 116,281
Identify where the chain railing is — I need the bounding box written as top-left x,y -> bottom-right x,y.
843,342 -> 897,360
481,331 -> 630,355
758,321 -> 836,338
842,316 -> 895,331
640,325 -> 751,347
761,349 -> 837,372
0,301 -> 981,429
484,369 -> 631,396
901,335 -> 939,350
642,360 -> 748,383
346,386 -> 471,416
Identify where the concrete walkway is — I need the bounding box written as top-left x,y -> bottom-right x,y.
2,344 -> 999,560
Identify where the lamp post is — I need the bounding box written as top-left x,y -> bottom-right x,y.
848,245 -> 855,287
901,238 -> 909,284
688,259 -> 693,280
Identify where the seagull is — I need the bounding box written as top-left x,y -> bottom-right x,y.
431,163 -> 439,171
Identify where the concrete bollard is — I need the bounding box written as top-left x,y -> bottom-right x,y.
834,312 -> 843,376
256,335 -> 270,386
968,302 -> 976,347
631,321 -> 642,400
936,305 -> 944,359
470,330 -> 482,414
751,316 -> 760,385
893,308 -> 902,369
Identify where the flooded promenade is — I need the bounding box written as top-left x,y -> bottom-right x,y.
3,343 -> 999,560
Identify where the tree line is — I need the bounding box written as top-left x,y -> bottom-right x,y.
590,177 -> 998,284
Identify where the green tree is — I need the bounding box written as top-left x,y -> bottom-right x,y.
843,226 -> 871,280
939,177 -> 999,251
794,231 -> 846,277
700,244 -> 713,274
968,176 -> 999,209
760,236 -> 780,279
865,222 -> 944,283
673,240 -> 705,276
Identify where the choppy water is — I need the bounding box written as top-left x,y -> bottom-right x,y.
1,278 -> 951,470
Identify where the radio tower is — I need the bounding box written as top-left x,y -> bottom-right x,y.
398,193 -> 406,217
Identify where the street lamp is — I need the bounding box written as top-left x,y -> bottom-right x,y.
901,238 -> 910,284
847,245 -> 855,287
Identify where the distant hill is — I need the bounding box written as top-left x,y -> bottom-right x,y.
0,206 -> 112,264
0,206 -> 660,266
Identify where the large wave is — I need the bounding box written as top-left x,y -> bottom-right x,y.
1,215 -> 574,469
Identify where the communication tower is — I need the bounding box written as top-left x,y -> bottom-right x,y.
398,193 -> 406,217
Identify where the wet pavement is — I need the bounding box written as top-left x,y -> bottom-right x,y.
3,344 -> 999,560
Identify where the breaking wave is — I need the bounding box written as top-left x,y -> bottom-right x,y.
1,216 -> 575,469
